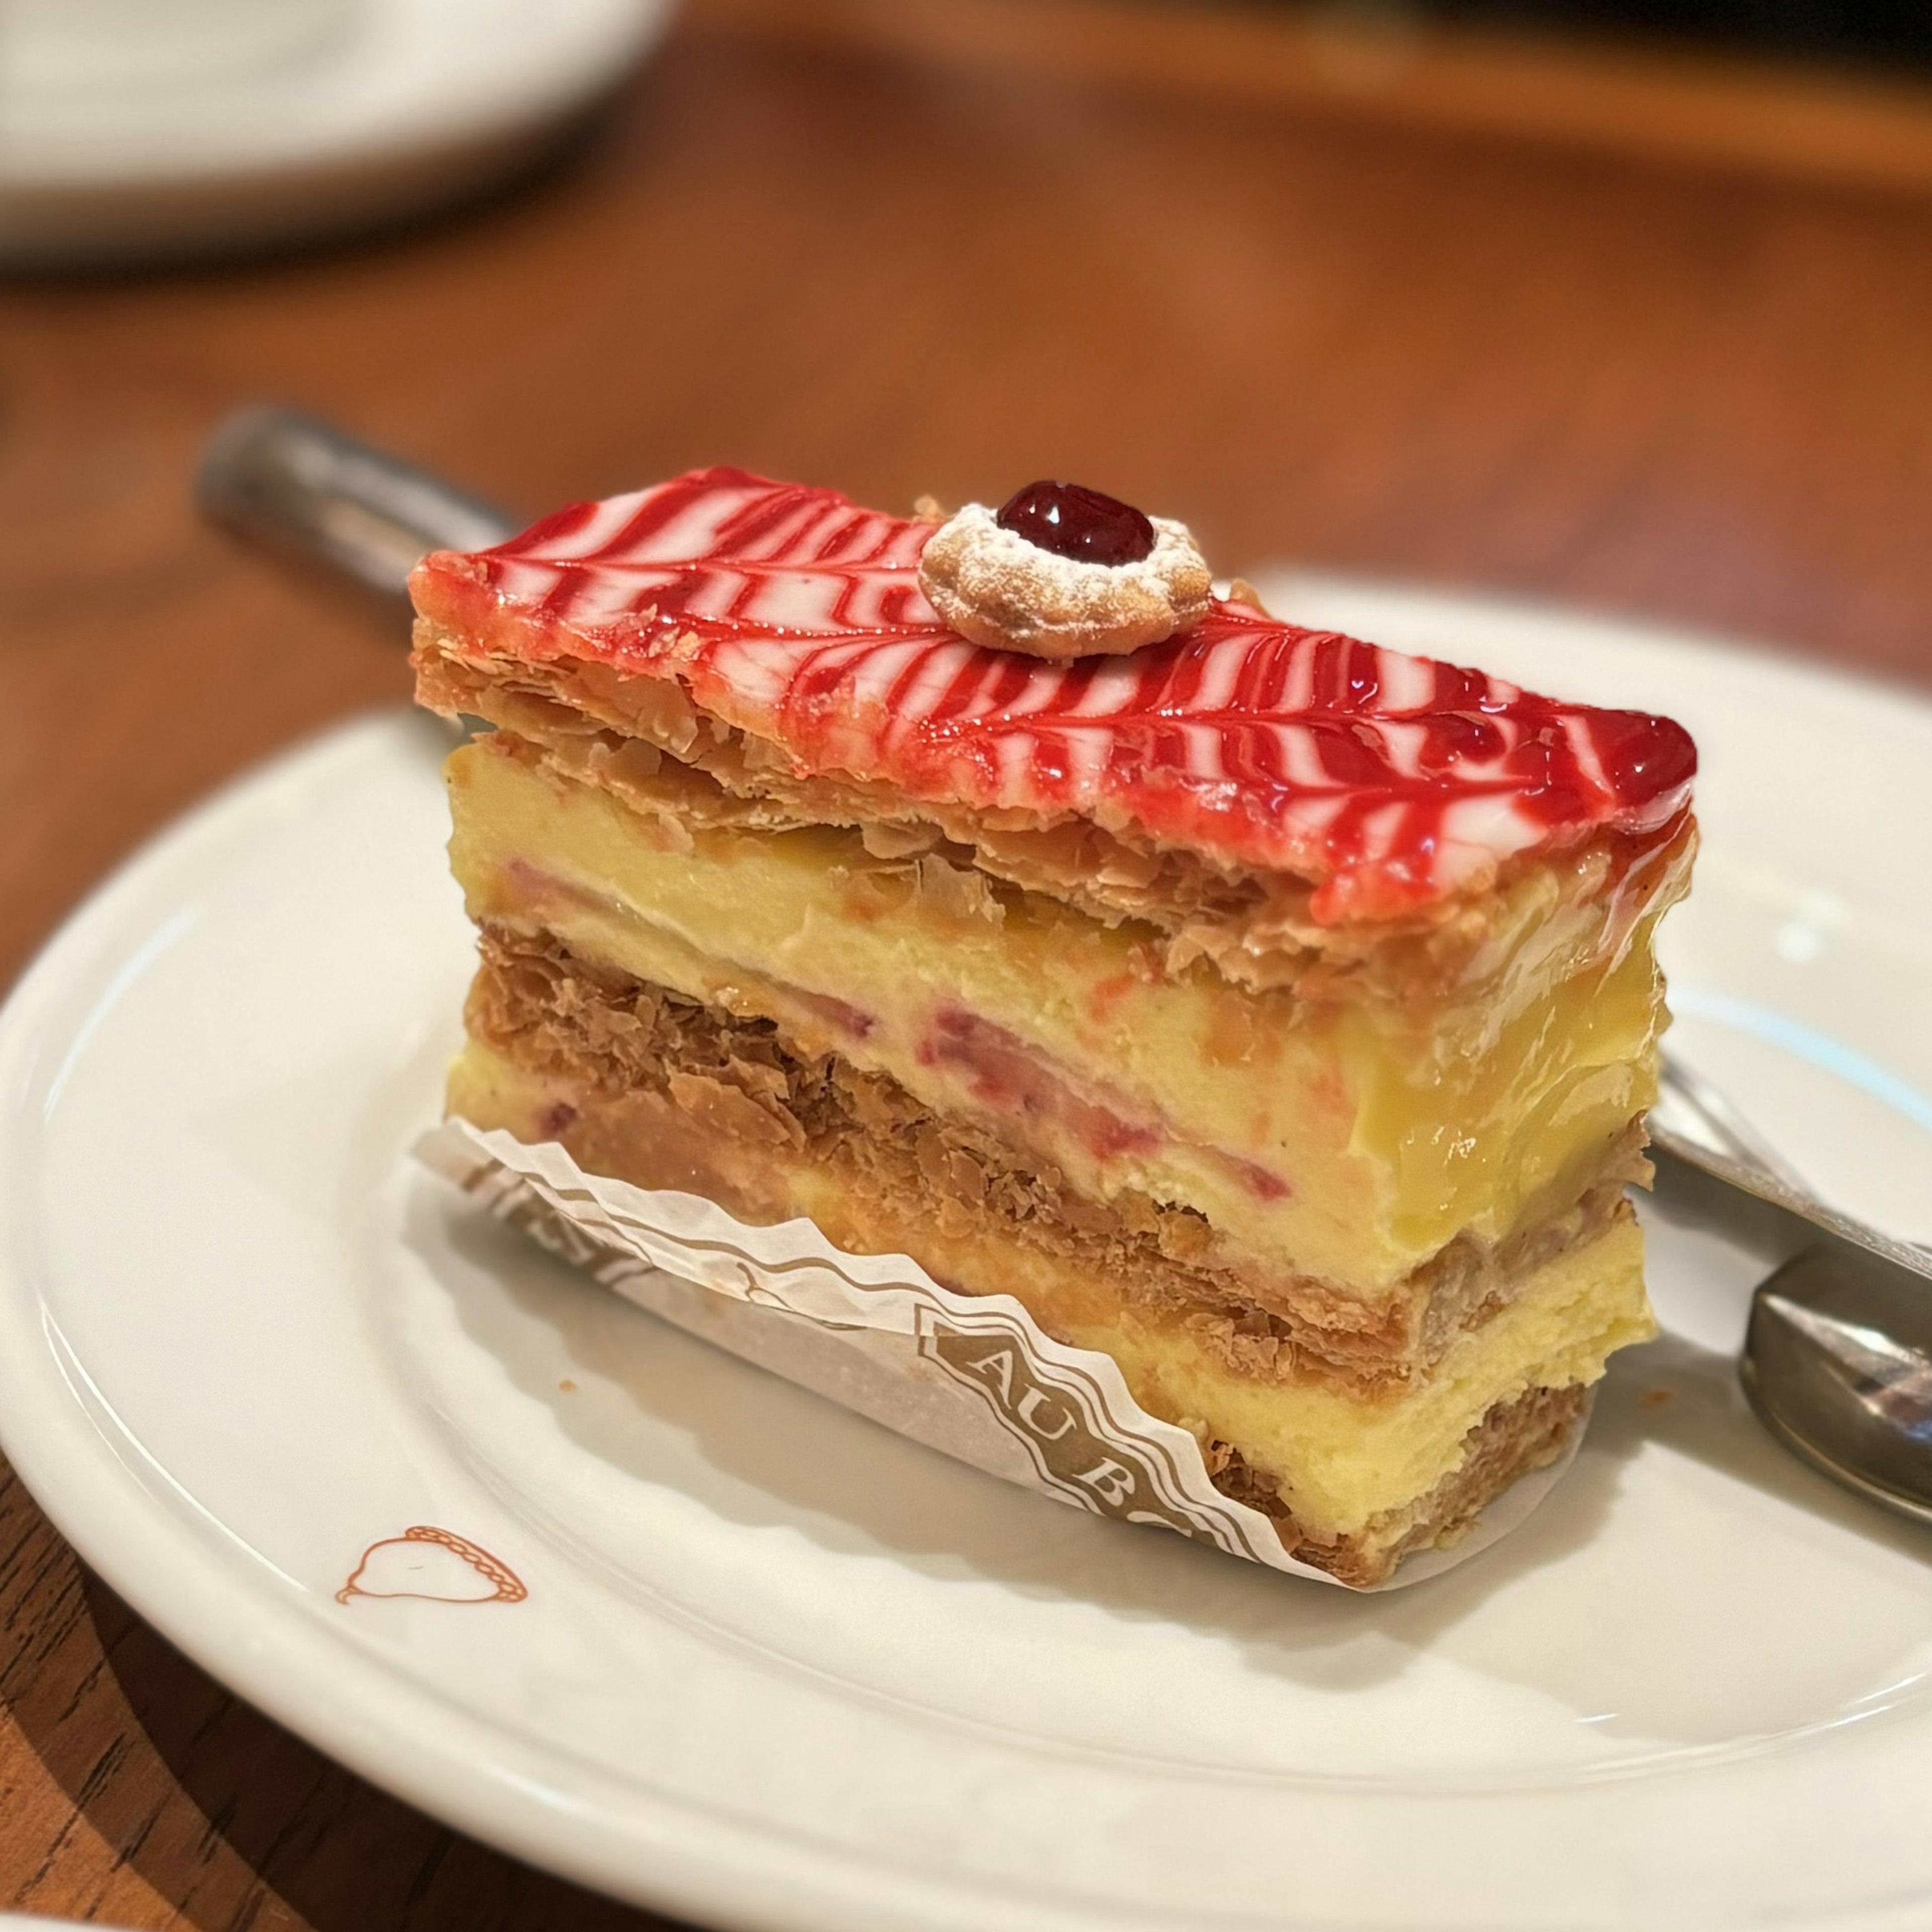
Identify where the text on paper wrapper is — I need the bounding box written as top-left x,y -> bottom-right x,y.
921,1320 -> 1210,1537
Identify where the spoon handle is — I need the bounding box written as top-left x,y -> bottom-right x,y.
1650,1122 -> 1932,1286
196,405 -> 516,601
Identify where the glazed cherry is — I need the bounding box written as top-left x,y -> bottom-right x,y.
996,480 -> 1156,566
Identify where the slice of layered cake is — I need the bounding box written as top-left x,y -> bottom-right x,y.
411,466 -> 1696,1585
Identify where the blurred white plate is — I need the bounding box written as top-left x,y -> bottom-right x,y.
0,1919 -> 138,1931
0,0 -> 674,265
2,586 -> 1930,1932
0,1920 -> 131,1931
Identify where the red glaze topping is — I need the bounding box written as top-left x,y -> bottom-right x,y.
996,480 -> 1156,566
412,467 -> 1697,923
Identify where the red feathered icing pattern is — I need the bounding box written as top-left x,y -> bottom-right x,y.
412,466 -> 1696,922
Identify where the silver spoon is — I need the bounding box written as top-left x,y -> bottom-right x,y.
196,404 -> 1932,1531
1651,1067 -> 1932,1525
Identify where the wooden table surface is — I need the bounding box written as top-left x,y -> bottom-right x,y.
5,2 -> 1932,1925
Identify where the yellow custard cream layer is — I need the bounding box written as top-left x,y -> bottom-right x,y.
447,735 -> 1671,1294
448,1037 -> 1651,1540
1081,1215 -> 1646,1537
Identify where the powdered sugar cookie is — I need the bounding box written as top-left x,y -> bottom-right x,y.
916,480 -> 1211,659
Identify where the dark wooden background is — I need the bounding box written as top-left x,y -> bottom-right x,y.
5,1 -> 1932,1924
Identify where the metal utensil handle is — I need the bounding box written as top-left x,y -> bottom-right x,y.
1656,1049 -> 1810,1194
195,405 -> 517,601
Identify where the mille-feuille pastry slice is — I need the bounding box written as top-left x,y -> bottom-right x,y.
411,467 -> 1695,1584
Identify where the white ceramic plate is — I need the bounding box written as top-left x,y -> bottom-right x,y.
3,583 -> 1930,1932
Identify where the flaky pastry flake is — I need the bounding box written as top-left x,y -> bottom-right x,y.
916,501 -> 1212,659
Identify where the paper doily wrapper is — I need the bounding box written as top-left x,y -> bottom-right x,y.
416,1118 -> 1586,1591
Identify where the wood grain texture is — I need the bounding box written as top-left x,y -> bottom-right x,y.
2,1 -> 1930,1925
709,0 -> 1932,196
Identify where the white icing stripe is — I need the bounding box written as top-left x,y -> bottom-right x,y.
618,488 -> 762,565
1055,723 -> 1113,793
738,497 -> 839,564
1278,726 -> 1337,791
520,491 -> 648,560
892,639 -> 979,717
1281,793 -> 1348,838
1565,713 -> 1613,806
840,574 -> 921,631
1065,663 -> 1141,718
881,524 -> 935,569
1177,720 -> 1227,784
953,652 -> 1045,720
1188,638 -> 1246,714
562,564 -> 664,625
744,569 -> 851,629
1276,639 -> 1317,715
485,556 -> 560,602
843,636 -> 937,710
992,728 -> 1037,800
810,510 -> 893,567
1440,793 -> 1542,860
1374,649 -> 1439,715
705,638 -> 794,709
